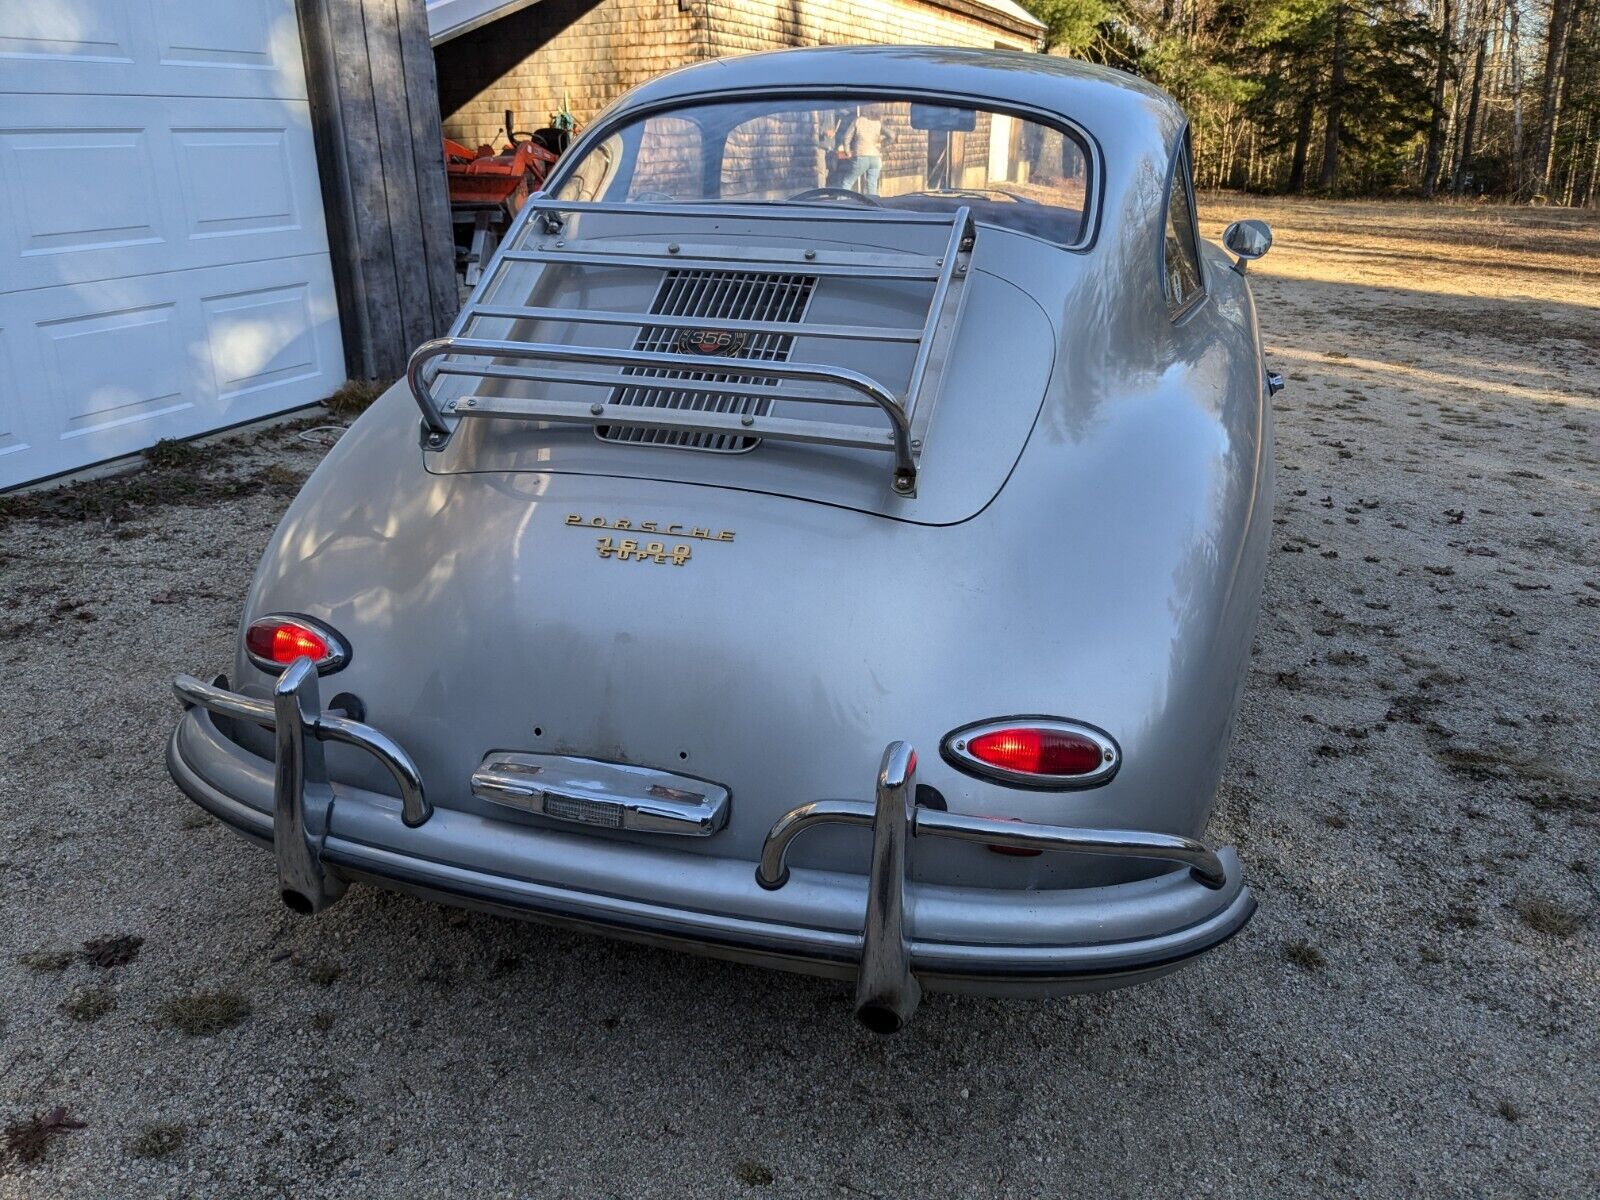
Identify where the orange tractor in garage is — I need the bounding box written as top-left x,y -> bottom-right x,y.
445,108 -> 575,287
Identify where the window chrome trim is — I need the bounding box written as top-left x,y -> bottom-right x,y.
1160,123 -> 1207,321
541,85 -> 1105,253
940,716 -> 1121,790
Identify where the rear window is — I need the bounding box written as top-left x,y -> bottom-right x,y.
554,95 -> 1093,246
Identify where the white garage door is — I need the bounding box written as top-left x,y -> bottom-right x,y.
0,1 -> 345,490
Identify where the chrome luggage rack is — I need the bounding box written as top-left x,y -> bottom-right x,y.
405,198 -> 978,496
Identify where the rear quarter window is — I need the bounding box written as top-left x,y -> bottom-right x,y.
1163,144 -> 1204,312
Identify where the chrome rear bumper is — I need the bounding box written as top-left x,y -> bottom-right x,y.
170,662 -> 1255,1029
753,742 -> 1230,1032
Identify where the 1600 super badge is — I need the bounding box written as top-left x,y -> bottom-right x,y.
565,513 -> 736,566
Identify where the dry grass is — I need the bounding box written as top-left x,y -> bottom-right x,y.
1513,895 -> 1583,938
128,1122 -> 186,1160
1282,939 -> 1328,971
158,990 -> 251,1037
18,949 -> 75,974
735,1160 -> 775,1186
60,987 -> 115,1024
0,419 -> 323,528
322,378 -> 387,419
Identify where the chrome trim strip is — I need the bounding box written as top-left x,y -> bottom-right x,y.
173,669 -> 430,828
913,810 -> 1227,889
940,716 -> 1121,789
470,751 -> 730,836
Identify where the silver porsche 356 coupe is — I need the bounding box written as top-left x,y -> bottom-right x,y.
169,46 -> 1277,1032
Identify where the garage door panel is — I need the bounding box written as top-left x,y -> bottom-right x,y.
0,97 -> 326,291
154,0 -> 280,71
0,2 -> 135,65
0,255 -> 343,488
42,302 -> 190,439
173,128 -> 299,239
1,128 -> 164,259
204,282 -> 326,399
0,0 -> 306,99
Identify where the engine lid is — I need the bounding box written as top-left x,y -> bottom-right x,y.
422,213 -> 1057,526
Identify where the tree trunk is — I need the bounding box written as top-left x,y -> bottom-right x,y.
1319,1 -> 1347,189
1585,128 -> 1600,207
1453,22 -> 1488,192
1531,0 -> 1575,197
1510,0 -> 1526,195
1423,0 -> 1453,195
1289,91 -> 1316,191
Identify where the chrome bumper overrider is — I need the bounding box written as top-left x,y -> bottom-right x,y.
173,659 -> 429,913
170,663 -> 1253,1030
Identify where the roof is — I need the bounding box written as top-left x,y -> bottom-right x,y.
430,0 -> 1042,45
427,0 -> 541,45
606,46 -> 1181,152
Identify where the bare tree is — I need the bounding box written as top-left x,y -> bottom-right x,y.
1452,11 -> 1490,192
1320,0 -> 1348,188
1532,0 -> 1576,196
1423,0 -> 1455,194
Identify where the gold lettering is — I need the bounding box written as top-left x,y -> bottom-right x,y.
718,530 -> 735,542
565,514 -> 582,525
595,536 -> 615,559
614,519 -> 631,531
640,521 -> 658,533
671,544 -> 692,566
666,524 -> 683,534
590,517 -> 606,527
691,527 -> 710,540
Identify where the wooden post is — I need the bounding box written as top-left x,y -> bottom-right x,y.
296,0 -> 458,380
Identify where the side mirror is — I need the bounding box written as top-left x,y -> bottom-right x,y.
1223,219 -> 1273,274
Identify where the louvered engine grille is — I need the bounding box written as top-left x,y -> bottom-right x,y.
598,270 -> 817,452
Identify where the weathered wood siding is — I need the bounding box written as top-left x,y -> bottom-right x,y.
299,0 -> 458,379
436,0 -> 1040,148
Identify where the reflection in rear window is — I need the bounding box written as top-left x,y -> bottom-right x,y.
555,96 -> 1093,245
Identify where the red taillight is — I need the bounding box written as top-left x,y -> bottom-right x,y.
967,728 -> 1105,777
244,615 -> 348,673
942,719 -> 1119,788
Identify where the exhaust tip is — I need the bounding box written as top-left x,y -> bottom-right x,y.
855,1003 -> 905,1036
280,888 -> 316,915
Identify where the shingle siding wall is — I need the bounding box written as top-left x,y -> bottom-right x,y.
436,0 -> 1038,148
436,0 -> 699,148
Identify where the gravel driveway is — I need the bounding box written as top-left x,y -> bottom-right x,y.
2,198 -> 1596,1199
